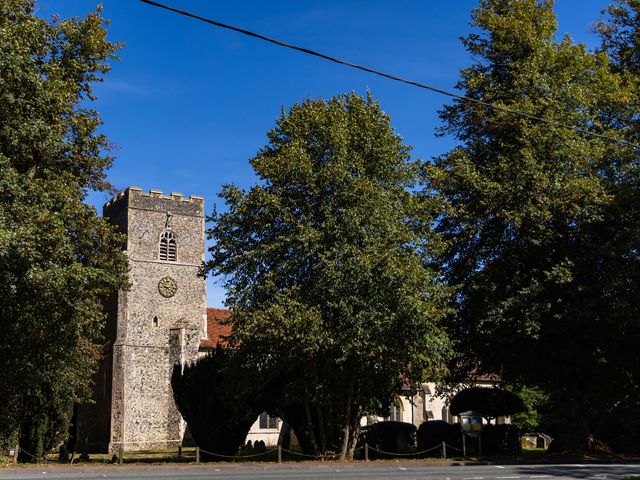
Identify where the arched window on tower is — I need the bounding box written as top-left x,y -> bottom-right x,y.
159,230 -> 177,261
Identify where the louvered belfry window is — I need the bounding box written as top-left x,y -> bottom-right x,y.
159,231 -> 177,261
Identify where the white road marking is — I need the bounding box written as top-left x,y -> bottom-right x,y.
495,466 -> 505,469
496,476 -> 520,479
529,476 -> 551,478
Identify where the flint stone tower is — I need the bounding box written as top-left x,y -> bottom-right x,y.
77,187 -> 207,452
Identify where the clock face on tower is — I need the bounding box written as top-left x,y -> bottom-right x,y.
158,276 -> 178,298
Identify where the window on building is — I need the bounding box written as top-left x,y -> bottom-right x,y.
153,316 -> 159,327
259,412 -> 278,429
385,398 -> 403,422
442,406 -> 451,423
159,230 -> 177,261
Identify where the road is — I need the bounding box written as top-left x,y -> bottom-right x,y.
0,463 -> 638,480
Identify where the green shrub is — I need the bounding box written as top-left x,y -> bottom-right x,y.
417,420 -> 455,457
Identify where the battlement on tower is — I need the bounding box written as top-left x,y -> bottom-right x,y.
104,187 -> 204,221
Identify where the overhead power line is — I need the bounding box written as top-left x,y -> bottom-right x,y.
140,0 -> 639,151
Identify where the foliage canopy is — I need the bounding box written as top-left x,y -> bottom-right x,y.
206,92 -> 451,459
428,0 -> 640,452
0,0 -> 127,461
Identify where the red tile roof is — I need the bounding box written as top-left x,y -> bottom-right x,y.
200,308 -> 232,349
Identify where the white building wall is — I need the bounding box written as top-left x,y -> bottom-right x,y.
244,381 -> 507,447
246,415 -> 281,447
362,382 -> 451,427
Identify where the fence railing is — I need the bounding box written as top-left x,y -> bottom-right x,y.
6,440 -> 468,465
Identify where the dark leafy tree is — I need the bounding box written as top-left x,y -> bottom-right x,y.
596,0 -> 640,160
0,1 -> 127,462
596,1 -> 639,148
597,0 -> 640,76
427,0 -> 639,453
206,92 -> 452,460
171,348 -> 261,460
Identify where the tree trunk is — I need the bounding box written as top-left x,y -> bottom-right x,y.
304,397 -> 320,455
348,405 -> 362,460
547,428 -> 591,454
338,379 -> 355,461
327,403 -> 335,450
316,405 -> 326,453
547,398 -> 611,455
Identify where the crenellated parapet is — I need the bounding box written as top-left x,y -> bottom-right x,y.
104,187 -> 204,220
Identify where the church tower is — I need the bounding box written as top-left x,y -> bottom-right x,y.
78,187 -> 207,452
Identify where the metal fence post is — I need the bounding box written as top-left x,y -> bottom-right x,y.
442,441 -> 447,458
277,445 -> 282,463
118,445 -> 124,465
12,444 -> 19,463
364,443 -> 369,461
178,445 -> 182,457
195,447 -> 200,463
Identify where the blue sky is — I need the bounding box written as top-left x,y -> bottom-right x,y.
39,0 -> 612,307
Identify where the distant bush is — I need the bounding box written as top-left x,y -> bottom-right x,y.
416,421 -> 520,456
417,420 -> 453,457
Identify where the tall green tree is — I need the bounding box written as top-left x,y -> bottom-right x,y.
427,0 -> 639,452
0,1 -> 127,462
596,1 -> 639,144
206,93 -> 451,460
597,0 -> 640,76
